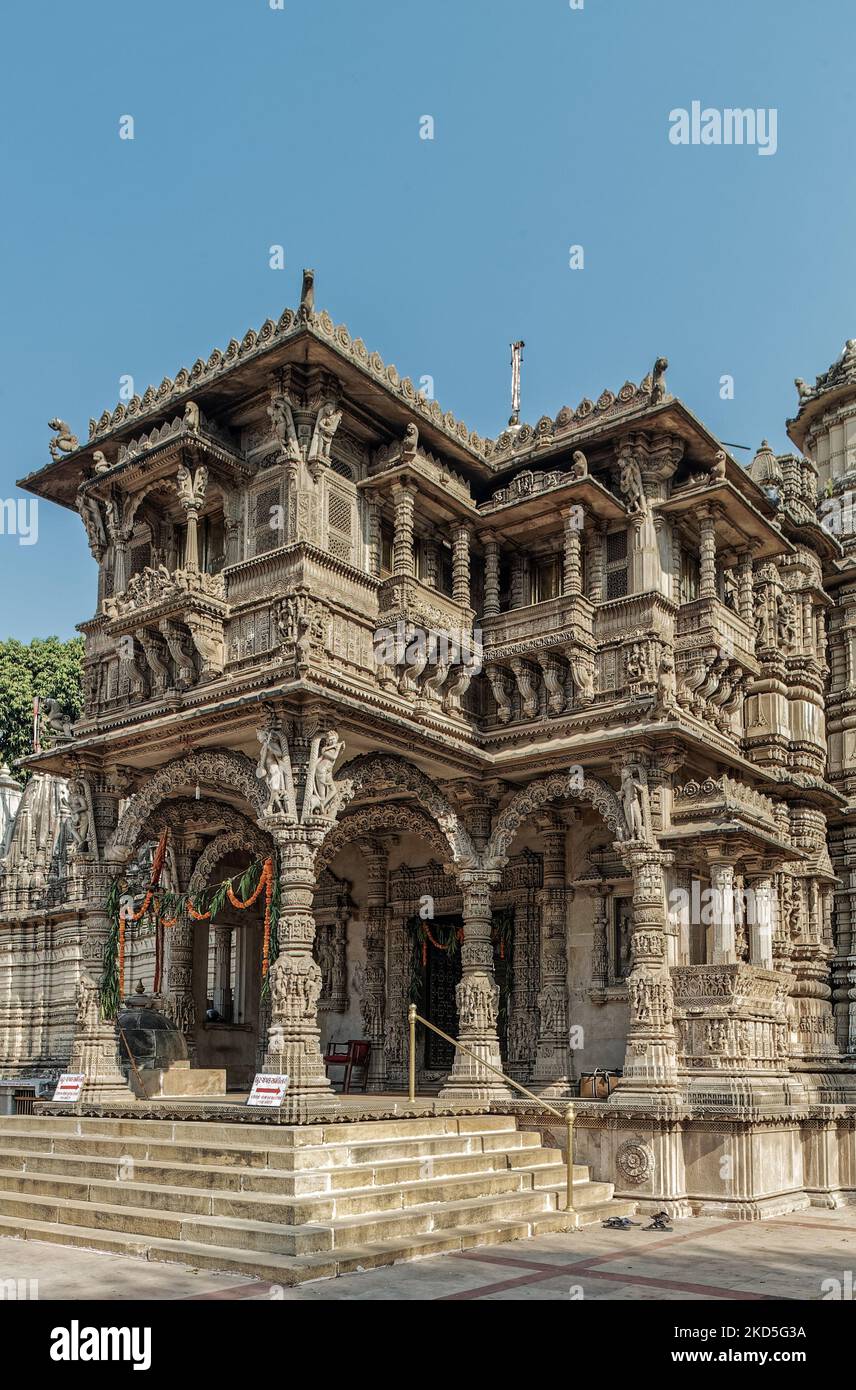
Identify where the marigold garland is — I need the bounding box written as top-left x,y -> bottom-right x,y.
100,829 -> 279,1018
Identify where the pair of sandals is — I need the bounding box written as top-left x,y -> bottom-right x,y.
602,1211 -> 673,1232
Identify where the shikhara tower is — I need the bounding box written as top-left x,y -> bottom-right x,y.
2,271 -> 856,1217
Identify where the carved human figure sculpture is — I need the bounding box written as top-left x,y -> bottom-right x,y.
308,731 -> 344,817
255,727 -> 294,817
621,765 -> 647,841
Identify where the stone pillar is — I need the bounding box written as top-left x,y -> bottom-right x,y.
212,924 -> 233,1020
392,483 -> 416,578
737,551 -> 754,625
366,496 -> 382,578
709,859 -> 737,964
699,508 -> 718,600
452,524 -> 471,606
613,847 -> 682,1102
483,532 -> 501,617
745,870 -> 775,970
166,833 -> 203,1055
112,529 -> 133,596
590,889 -> 611,995
562,506 -> 583,597
587,523 -> 605,603
361,840 -> 388,1091
422,535 -> 439,589
532,821 -> 572,1094
440,871 -> 511,1100
72,850 -> 135,1102
510,554 -> 526,609
261,825 -> 336,1119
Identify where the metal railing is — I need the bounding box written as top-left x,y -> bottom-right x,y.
407,1004 -> 576,1213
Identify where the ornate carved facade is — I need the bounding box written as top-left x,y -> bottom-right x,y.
4,278 -> 856,1213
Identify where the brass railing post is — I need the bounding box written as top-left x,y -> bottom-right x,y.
565,1103 -> 575,1213
408,1003 -> 417,1103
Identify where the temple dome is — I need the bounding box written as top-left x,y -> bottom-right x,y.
749,440 -> 783,490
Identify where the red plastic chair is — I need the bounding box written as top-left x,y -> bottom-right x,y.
324,1039 -> 370,1093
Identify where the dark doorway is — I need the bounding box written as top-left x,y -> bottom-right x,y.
424,917 -> 462,1069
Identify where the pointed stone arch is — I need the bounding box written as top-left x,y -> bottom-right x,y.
333,754 -> 478,867
485,769 -> 625,867
188,826 -> 273,901
107,750 -> 265,861
315,804 -> 450,874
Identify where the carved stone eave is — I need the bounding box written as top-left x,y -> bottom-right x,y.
659,821 -> 802,863
476,473 -> 626,529
658,481 -> 791,562
79,437 -> 252,508
359,460 -> 474,518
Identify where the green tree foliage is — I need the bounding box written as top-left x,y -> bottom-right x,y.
0,636 -> 84,772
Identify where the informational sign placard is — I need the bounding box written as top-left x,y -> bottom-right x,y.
52,1074 -> 85,1103
247,1074 -> 289,1108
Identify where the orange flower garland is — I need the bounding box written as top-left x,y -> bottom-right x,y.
115,834 -> 276,996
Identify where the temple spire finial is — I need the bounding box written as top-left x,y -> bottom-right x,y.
509,339 -> 525,428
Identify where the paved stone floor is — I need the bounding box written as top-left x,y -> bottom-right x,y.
1,1210 -> 855,1301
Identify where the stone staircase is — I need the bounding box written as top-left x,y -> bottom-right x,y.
0,1112 -> 635,1286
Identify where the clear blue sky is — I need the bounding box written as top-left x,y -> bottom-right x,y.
1,0 -> 854,640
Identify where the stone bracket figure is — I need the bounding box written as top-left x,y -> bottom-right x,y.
620,763 -> 651,843
618,447 -> 648,517
256,724 -> 298,820
268,389 -> 303,464
303,730 -> 347,820
67,779 -> 96,858
308,400 -> 342,479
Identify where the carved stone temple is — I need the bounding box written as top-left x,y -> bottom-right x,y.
5,279 -> 856,1219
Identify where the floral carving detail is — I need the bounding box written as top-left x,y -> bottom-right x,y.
615,1139 -> 655,1186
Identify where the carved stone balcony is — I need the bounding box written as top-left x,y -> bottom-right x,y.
480,595 -> 595,726
671,964 -> 792,1104
481,593 -> 594,659
676,597 -> 758,672
674,597 -> 758,737
374,575 -> 479,717
102,565 -> 228,688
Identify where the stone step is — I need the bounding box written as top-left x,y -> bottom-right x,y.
0,1113 -> 636,1283
0,1182 -> 563,1253
182,1188 -> 563,1254
0,1164 -> 559,1224
0,1147 -> 590,1196
0,1196 -> 638,1287
6,1113 -> 514,1147
0,1123 -> 542,1174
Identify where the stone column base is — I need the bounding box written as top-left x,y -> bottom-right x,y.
261,1035 -> 338,1119
439,1035 -> 511,1102
68,1022 -> 135,1104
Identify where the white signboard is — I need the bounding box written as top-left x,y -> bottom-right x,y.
247,1074 -> 289,1108
53,1074 -> 85,1103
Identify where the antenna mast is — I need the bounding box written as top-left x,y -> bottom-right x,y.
509,340 -> 525,427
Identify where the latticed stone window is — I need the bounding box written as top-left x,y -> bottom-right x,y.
253,484 -> 281,557
680,547 -> 700,604
129,540 -> 151,576
326,488 -> 354,563
531,553 -> 562,604
604,528 -> 629,599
